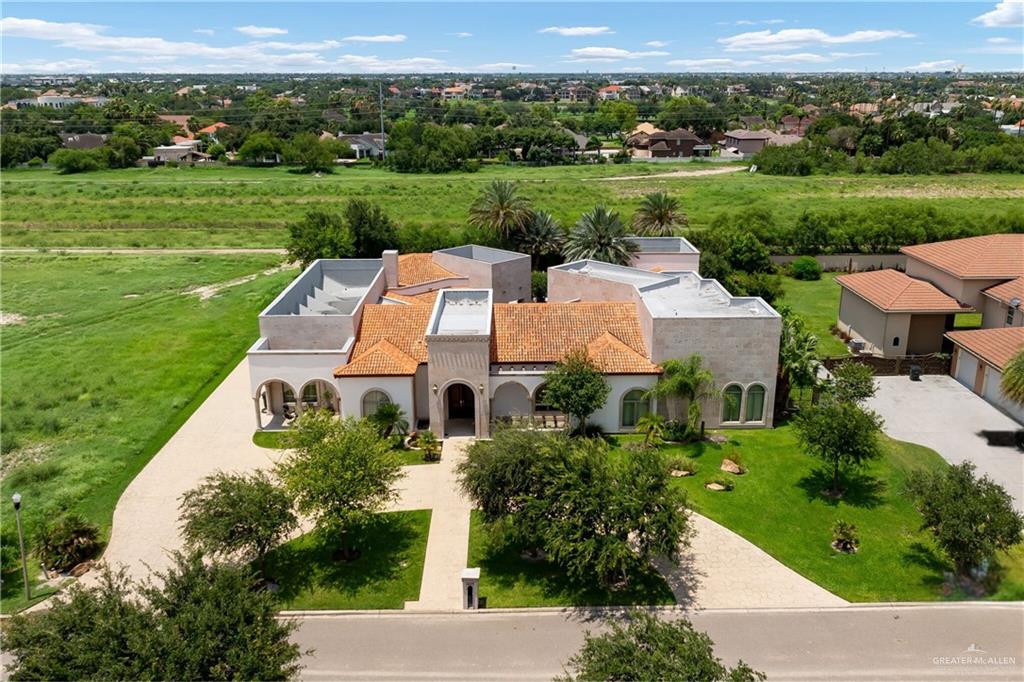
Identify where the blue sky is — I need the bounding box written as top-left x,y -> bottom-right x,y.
2,2 -> 1022,74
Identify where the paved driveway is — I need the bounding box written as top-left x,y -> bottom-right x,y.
866,374 -> 1023,511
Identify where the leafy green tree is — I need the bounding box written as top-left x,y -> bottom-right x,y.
906,462 -> 1023,579
829,361 -> 877,404
345,199 -> 399,258
559,612 -> 765,682
596,100 -> 638,138
725,271 -> 783,305
1000,351 -> 1024,405
632,192 -> 687,236
276,413 -> 403,553
48,148 -> 105,174
179,471 -> 297,577
543,349 -> 611,433
649,354 -> 716,438
238,131 -> 283,164
286,209 -> 355,267
563,206 -> 638,265
515,210 -> 564,269
284,131 -> 335,172
369,401 -> 409,439
468,179 -> 533,241
2,555 -> 303,681
775,308 -> 820,416
727,232 -> 774,273
102,135 -> 142,169
531,270 -> 548,302
794,400 -> 883,496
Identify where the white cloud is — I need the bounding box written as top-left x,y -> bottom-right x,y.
539,26 -> 613,36
341,34 -> 406,43
193,28 -> 214,36
666,50 -> 878,70
734,19 -> 786,26
666,58 -> 756,70
0,17 -> 106,40
564,47 -> 669,62
447,32 -> 472,38
902,59 -> 958,71
250,40 -> 343,51
235,25 -> 287,37
476,62 -> 534,70
3,58 -> 99,73
971,1 -> 1023,27
719,28 -> 915,52
645,40 -> 669,47
988,36 -> 1014,43
334,54 -> 456,72
757,52 -> 833,64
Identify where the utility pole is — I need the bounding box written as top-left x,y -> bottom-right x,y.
378,81 -> 387,159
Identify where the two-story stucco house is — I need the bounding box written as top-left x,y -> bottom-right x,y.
248,237 -> 782,438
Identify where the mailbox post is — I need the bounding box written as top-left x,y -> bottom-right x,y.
461,567 -> 480,609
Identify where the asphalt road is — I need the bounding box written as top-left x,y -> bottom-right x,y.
292,603 -> 1024,681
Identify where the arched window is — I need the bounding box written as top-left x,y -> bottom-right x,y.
722,385 -> 742,423
621,389 -> 650,428
282,384 -> 296,406
302,383 -> 319,405
361,390 -> 391,418
534,384 -> 555,412
745,385 -> 766,422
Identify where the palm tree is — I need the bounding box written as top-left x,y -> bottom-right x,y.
1001,351 -> 1024,405
563,206 -> 638,266
635,413 -> 666,448
515,210 -> 564,270
468,179 -> 533,242
369,402 -> 409,439
776,311 -> 820,416
648,354 -> 716,437
632,192 -> 687,237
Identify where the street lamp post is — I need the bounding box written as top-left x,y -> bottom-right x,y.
11,493 -> 31,600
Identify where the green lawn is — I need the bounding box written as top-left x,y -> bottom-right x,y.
251,431 -> 438,465
779,273 -> 849,357
609,429 -> 1023,602
2,165 -> 1021,248
954,312 -> 983,329
0,254 -> 296,613
467,510 -> 675,608
263,510 -> 431,610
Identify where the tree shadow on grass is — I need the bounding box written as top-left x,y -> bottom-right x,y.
796,468 -> 886,509
902,541 -> 949,592
265,513 -> 421,606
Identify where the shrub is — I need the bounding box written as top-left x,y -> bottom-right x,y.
48,148 -> 105,174
752,142 -> 813,176
705,476 -> 734,491
531,271 -> 548,302
789,256 -> 823,281
35,514 -> 100,572
725,271 -> 783,304
419,431 -> 442,462
832,519 -> 859,553
663,420 -> 690,443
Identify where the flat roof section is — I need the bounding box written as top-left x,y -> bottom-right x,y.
557,260 -> 675,289
428,289 -> 493,336
642,271 -> 779,318
261,259 -> 382,317
628,236 -> 699,254
435,244 -> 528,264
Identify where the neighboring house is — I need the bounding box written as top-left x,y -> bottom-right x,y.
597,85 -> 624,101
946,327 -> 1024,423
158,114 -> 191,135
739,115 -> 766,129
779,114 -> 815,135
722,129 -> 772,157
152,145 -> 212,163
442,86 -> 467,101
337,132 -> 387,159
834,234 -> 1024,358
61,132 -> 108,149
629,129 -> 702,158
196,122 -> 229,140
248,237 -> 781,438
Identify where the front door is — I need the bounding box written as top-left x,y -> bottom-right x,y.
447,383 -> 475,420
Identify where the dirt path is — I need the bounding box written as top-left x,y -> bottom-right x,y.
588,165 -> 748,182
183,264 -> 292,301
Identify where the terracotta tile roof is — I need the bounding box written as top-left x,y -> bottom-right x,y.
984,277 -> 1024,306
946,327 -> 1024,371
397,253 -> 461,287
901,234 -> 1024,279
334,304 -> 430,377
382,289 -> 440,306
490,302 -> 660,374
836,269 -> 971,313
336,339 -> 419,377
197,122 -> 228,135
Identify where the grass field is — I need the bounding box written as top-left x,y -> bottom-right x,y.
2,165 -> 1021,248
0,254 -> 295,612
466,511 -> 675,608
609,428 -> 1024,602
263,510 -> 430,610
778,273 -> 848,357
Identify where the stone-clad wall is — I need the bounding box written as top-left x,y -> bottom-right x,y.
426,335 -> 492,438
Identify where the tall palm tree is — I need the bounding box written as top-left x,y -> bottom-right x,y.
1001,351 -> 1024,405
776,312 -> 820,416
468,180 -> 533,242
632,192 -> 687,237
648,354 -> 716,436
515,210 -> 564,269
563,206 -> 638,266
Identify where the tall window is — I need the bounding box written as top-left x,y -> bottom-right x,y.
621,389 -> 650,428
302,383 -> 319,406
361,390 -> 391,417
1007,307 -> 1016,326
745,385 -> 766,422
534,384 -> 555,412
282,384 -> 296,405
722,385 -> 742,423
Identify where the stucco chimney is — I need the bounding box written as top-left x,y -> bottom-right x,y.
382,249 -> 399,287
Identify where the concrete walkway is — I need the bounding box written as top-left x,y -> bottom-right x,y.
867,374 -> 1023,511
404,438 -> 473,610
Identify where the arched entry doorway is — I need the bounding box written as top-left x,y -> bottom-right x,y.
444,382 -> 476,436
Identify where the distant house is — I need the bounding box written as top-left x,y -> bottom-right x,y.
557,85 -> 595,102
152,145 -> 212,164
597,85 -> 625,101
629,129 -> 703,159
158,114 -> 192,135
196,122 -> 229,137
60,132 -> 108,150
442,86 -> 467,101
721,129 -> 772,157
779,114 -> 814,135
337,132 -> 388,159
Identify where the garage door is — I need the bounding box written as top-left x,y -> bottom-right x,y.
954,350 -> 978,389
983,366 -> 1024,425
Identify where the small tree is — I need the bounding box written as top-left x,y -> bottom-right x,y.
635,413 -> 666,448
418,430 -> 441,462
649,354 -> 716,438
468,179 -> 533,242
559,612 -> 765,682
775,307 -> 820,416
345,199 -> 399,258
284,131 -> 335,173
830,361 -> 877,404
238,132 -> 283,164
632,191 -> 687,236
543,349 -> 611,433
286,209 -> 355,267
794,400 -> 883,496
369,401 -> 409,439
906,462 -> 1023,580
1001,351 -> 1024,405
276,414 -> 403,555
179,471 -> 297,578
563,206 -> 638,266
2,555 -> 303,681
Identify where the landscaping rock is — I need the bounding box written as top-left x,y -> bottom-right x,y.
720,459 -> 745,475
670,469 -> 693,478
705,482 -> 728,491
68,560 -> 95,578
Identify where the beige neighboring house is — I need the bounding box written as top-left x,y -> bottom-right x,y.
946,327 -> 1024,423
836,269 -> 970,357
248,237 -> 781,439
721,130 -> 800,158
